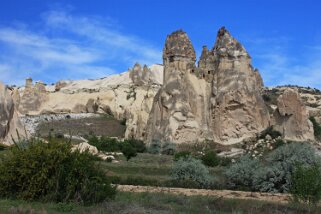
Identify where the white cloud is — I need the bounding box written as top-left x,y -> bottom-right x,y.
244,36 -> 321,89
0,9 -> 162,85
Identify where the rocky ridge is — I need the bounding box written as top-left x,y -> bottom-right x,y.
0,27 -> 319,146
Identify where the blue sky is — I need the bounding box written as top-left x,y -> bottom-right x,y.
0,0 -> 320,89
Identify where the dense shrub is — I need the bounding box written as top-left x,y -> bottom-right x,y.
310,116 -> 321,141
124,139 -> 146,153
148,139 -> 162,154
0,138 -> 116,205
225,155 -> 260,190
253,143 -> 320,193
259,126 -> 282,139
121,142 -> 137,161
174,151 -> 191,161
274,138 -> 285,148
291,164 -> 321,205
201,151 -> 220,167
161,141 -> 176,155
88,136 -> 120,152
171,157 -> 213,188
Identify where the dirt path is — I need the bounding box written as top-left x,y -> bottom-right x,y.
117,185 -> 291,204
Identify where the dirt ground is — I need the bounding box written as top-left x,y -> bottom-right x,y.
117,185 -> 290,204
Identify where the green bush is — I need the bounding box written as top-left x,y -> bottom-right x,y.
174,151 -> 191,161
0,138 -> 116,205
259,126 -> 282,139
274,138 -> 285,148
225,155 -> 260,191
121,142 -> 137,161
148,139 -> 161,154
88,136 -> 121,152
310,116 -> 321,141
161,141 -> 176,155
253,143 -> 321,193
291,164 -> 321,205
171,157 -> 213,188
201,151 -> 220,167
123,139 -> 146,153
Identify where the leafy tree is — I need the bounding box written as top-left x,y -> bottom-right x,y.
124,139 -> 146,153
121,142 -> 137,161
253,143 -> 320,193
291,164 -> 321,205
201,151 -> 220,167
171,157 -> 213,188
174,151 -> 191,161
225,155 -> 260,190
161,141 -> 176,155
148,139 -> 162,154
0,138 -> 116,205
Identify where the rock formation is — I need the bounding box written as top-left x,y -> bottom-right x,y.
0,82 -> 25,145
273,88 -> 314,141
146,30 -> 211,144
19,78 -> 48,114
4,27 -> 316,145
146,27 -> 270,144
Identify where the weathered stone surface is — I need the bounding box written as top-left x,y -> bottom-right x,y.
129,63 -> 153,86
146,27 -> 270,145
19,78 -> 48,114
55,80 -> 67,91
273,88 -> 314,141
0,82 -> 24,145
146,30 -> 211,144
209,27 -> 270,144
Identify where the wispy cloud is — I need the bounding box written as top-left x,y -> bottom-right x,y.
243,36 -> 321,89
0,9 -> 161,85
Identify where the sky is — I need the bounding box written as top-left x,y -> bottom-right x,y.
0,0 -> 320,89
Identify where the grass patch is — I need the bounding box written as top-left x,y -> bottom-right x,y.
1,192 -> 321,214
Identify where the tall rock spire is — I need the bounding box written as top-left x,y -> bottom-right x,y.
213,27 -> 250,59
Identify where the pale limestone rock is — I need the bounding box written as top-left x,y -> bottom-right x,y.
0,82 -> 25,145
274,88 -> 314,141
146,28 -> 270,145
146,30 -> 211,144
19,78 -> 48,114
55,80 -> 67,91
72,142 -> 99,155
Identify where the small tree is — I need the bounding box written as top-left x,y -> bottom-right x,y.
121,142 -> 137,161
201,151 -> 220,167
171,157 -> 212,188
148,139 -> 161,154
291,164 -> 321,206
161,141 -> 176,155
174,151 -> 191,161
226,155 -> 260,190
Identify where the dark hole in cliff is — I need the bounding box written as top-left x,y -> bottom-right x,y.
208,71 -> 211,74
169,56 -> 174,62
203,74 -> 205,78
191,69 -> 194,73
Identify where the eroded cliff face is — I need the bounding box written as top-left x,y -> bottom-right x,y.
0,82 -> 24,145
16,65 -> 163,140
146,27 -> 270,144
